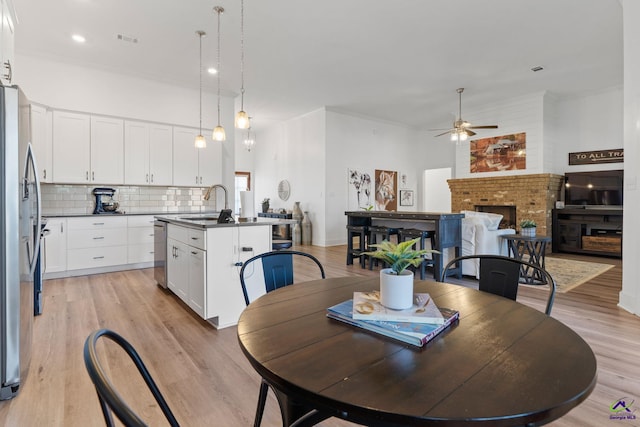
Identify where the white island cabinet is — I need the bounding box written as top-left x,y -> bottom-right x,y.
165,221 -> 271,328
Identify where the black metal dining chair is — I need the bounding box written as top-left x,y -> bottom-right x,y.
83,329 -> 180,427
440,254 -> 556,315
239,250 -> 329,427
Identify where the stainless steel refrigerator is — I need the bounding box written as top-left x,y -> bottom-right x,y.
0,85 -> 41,400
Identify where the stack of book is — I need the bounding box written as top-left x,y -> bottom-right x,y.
326,291 -> 459,347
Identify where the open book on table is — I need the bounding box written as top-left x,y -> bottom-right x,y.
327,299 -> 459,348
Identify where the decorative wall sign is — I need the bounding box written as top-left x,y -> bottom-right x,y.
470,132 -> 526,173
399,189 -> 414,207
374,169 -> 397,211
568,149 -> 623,165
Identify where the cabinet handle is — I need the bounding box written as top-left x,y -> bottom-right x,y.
86,171 -> 89,180
151,174 -> 154,183
196,176 -> 199,184
43,169 -> 47,179
61,223 -> 64,233
92,222 -> 104,226
146,173 -> 149,183
191,251 -> 198,255
93,236 -> 105,240
92,171 -> 95,181
191,237 -> 199,240
149,233 -> 154,237
3,60 -> 12,82
93,256 -> 105,260
241,247 -> 253,252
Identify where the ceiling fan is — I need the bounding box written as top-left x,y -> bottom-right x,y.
432,88 -> 498,141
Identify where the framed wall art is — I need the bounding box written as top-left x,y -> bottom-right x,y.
399,189 -> 414,207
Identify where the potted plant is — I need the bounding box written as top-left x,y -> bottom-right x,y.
520,219 -> 537,237
365,238 -> 439,309
261,198 -> 270,213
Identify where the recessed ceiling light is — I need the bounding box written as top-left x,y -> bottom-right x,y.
72,34 -> 86,43
207,67 -> 217,75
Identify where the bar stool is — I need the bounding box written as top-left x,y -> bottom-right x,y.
367,226 -> 401,270
398,228 -> 436,280
346,225 -> 368,268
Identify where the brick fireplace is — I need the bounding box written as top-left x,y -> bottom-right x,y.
447,174 -> 564,236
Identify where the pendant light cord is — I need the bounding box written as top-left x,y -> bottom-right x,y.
198,32 -> 203,135
216,7 -> 222,125
240,0 -> 244,110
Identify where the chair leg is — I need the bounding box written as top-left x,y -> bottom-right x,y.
253,379 -> 270,427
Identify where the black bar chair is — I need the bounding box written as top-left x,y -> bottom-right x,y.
398,228 -> 436,279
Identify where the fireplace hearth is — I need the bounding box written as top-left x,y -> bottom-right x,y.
448,174 -> 564,236
475,205 -> 517,229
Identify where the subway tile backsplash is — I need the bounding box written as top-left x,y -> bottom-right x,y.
41,184 -> 218,215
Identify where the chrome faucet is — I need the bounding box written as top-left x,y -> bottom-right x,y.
203,184 -> 229,209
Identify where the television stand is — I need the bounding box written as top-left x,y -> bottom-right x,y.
552,208 -> 622,258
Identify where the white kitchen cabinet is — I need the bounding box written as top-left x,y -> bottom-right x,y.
66,216 -> 127,270
124,121 -> 173,186
30,104 -> 53,182
172,126 -> 221,187
52,112 -> 124,184
43,218 -> 67,274
166,224 -> 206,315
127,215 -> 155,264
90,116 -> 124,184
52,111 -> 91,183
0,0 -> 16,86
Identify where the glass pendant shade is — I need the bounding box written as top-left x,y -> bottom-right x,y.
213,125 -> 226,141
244,130 -> 255,151
235,110 -> 250,129
195,134 -> 206,148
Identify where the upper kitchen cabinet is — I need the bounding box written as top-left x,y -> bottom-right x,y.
52,111 -> 124,184
30,104 -> 53,183
124,121 -> 173,186
90,116 -> 124,184
0,0 -> 16,85
172,126 -> 221,187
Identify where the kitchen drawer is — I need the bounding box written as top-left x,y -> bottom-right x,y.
67,245 -> 128,270
128,227 -> 155,245
128,215 -> 155,228
67,216 -> 128,230
168,224 -> 206,250
128,242 -> 155,264
68,228 -> 127,249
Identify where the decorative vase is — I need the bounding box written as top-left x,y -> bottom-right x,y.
302,211 -> 312,245
521,227 -> 536,237
292,222 -> 302,245
292,201 -> 303,222
379,268 -> 414,310
261,202 -> 269,213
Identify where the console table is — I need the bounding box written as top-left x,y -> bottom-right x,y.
552,208 -> 622,258
345,211 -> 463,280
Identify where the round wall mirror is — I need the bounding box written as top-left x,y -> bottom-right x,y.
278,180 -> 291,201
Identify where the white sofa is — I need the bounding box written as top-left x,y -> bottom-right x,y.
443,211 -> 515,279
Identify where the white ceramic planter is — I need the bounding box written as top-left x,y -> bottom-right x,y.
521,227 -> 536,237
379,268 -> 414,310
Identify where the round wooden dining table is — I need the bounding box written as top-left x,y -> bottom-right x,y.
237,276 -> 597,427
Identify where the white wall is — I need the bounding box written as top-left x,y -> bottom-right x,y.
620,0 -> 639,315
422,168 -> 452,212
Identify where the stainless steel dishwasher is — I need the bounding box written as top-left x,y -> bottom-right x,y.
154,220 -> 167,288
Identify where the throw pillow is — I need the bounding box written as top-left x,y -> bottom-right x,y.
461,210 -> 503,231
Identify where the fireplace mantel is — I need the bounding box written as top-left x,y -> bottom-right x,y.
448,174 -> 564,236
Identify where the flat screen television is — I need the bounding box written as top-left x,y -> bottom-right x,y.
564,170 -> 623,208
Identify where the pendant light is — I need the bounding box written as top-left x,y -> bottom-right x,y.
244,127 -> 255,152
195,30 -> 207,148
212,6 -> 226,141
235,0 -> 250,129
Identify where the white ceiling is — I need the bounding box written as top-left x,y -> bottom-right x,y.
12,0 -> 623,132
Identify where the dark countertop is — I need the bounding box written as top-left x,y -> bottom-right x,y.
155,214 -> 296,229
345,211 -> 464,220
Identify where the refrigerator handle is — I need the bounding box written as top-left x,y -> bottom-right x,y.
25,143 -> 42,275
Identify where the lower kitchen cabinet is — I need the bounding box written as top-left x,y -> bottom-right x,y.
43,218 -> 67,273
127,215 -> 155,264
67,216 -> 128,270
165,222 -> 271,328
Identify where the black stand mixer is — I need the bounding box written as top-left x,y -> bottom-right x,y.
93,187 -> 121,214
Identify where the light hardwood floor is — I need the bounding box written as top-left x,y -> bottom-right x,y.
0,246 -> 637,427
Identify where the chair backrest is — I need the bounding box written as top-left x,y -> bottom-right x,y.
440,255 -> 556,315
83,329 -> 180,427
239,250 -> 326,305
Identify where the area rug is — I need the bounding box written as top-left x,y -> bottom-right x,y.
530,257 -> 615,293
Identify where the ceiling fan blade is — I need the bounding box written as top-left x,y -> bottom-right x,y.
434,130 -> 454,137
467,125 -> 498,129
465,129 -> 477,137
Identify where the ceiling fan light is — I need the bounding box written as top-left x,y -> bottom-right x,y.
195,134 -> 207,148
213,125 -> 226,141
235,110 -> 250,129
459,132 -> 468,141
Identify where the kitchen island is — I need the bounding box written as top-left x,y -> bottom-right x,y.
156,214 -> 294,328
